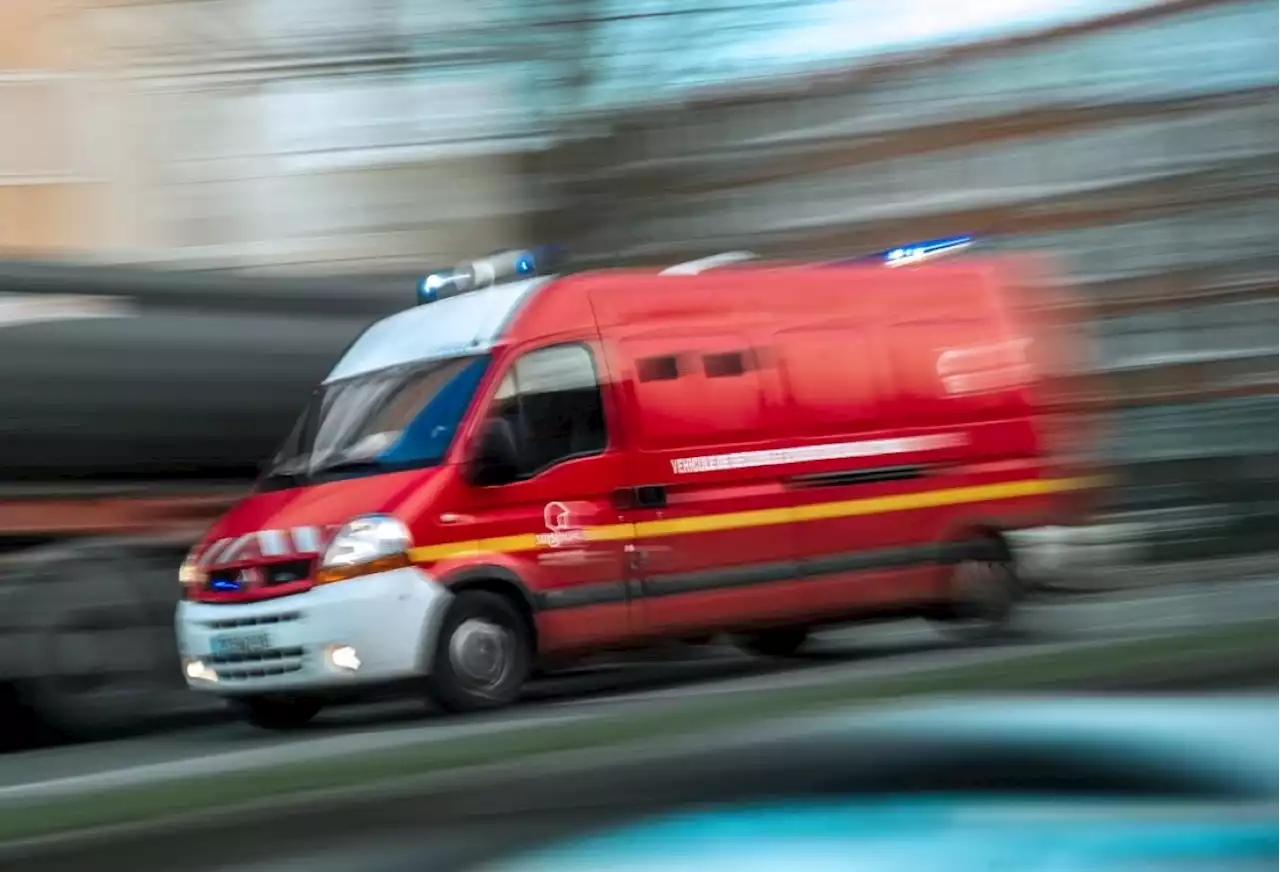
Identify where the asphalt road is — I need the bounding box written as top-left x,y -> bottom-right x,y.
0,572 -> 1273,798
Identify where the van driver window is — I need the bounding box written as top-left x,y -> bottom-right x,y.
489,344 -> 607,477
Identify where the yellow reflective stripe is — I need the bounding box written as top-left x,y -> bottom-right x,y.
585,523 -> 636,543
406,476 -> 1098,563
635,506 -> 792,538
792,478 -> 1073,524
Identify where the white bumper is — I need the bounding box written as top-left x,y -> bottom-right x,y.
175,566 -> 452,697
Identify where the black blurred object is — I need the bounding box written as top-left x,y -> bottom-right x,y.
0,262 -> 409,741
0,262 -> 409,482
2,695 -> 1271,872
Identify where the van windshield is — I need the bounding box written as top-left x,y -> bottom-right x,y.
260,354 -> 491,489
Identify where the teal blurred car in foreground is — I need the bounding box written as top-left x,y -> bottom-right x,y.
486,796 -> 1275,872
480,696 -> 1277,872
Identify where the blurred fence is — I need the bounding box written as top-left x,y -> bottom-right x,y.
542,0 -> 1278,537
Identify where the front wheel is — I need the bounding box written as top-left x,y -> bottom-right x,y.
230,695 -> 323,730
425,591 -> 532,713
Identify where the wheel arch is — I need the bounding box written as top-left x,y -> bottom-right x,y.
438,564 -> 540,653
939,516 -> 1016,564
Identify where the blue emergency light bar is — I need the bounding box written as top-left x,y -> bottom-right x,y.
826,234 -> 976,268
880,234 -> 974,266
417,245 -> 565,305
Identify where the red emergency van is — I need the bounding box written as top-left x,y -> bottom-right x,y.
175,247 -> 1095,728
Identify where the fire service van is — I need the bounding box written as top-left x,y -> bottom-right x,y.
175,242 -> 1096,728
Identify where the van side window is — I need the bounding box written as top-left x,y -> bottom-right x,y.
622,334 -> 771,451
637,355 -> 681,382
490,344 -> 607,477
703,350 -> 756,378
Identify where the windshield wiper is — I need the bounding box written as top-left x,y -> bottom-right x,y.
307,457 -> 389,479
260,459 -> 308,487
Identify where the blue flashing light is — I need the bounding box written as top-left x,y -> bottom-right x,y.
210,578 -> 241,592
415,244 -> 566,305
512,244 -> 565,277
417,270 -> 461,305
880,234 -> 973,266
825,235 -> 977,268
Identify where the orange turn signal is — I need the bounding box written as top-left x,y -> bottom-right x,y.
314,552 -> 412,585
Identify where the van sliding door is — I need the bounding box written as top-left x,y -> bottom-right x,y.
613,330 -> 804,637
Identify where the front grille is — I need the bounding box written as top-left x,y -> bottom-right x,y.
206,646 -> 304,666
218,662 -> 305,681
205,558 -> 313,593
203,612 -> 301,631
207,645 -> 307,682
264,559 -> 312,585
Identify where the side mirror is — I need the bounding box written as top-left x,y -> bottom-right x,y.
465,418 -> 521,487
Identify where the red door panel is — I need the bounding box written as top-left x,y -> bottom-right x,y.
612,330 -> 804,636
447,339 -> 637,653
460,453 -> 635,652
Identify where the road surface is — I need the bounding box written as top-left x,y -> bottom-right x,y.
0,572 -> 1272,798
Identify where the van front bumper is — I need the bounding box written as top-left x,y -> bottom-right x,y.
175,566 -> 452,697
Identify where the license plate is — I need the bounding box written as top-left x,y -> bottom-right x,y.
210,632 -> 272,657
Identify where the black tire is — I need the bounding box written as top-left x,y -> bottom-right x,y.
10,544 -> 183,741
426,590 -> 532,713
736,626 -> 810,658
230,695 -> 323,730
928,541 -> 1023,644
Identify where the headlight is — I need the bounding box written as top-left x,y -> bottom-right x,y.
178,548 -> 206,589
316,515 -> 412,584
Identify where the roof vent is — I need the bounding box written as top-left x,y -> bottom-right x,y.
660,251 -> 759,276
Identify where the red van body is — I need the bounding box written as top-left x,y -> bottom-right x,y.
175,258 -> 1094,726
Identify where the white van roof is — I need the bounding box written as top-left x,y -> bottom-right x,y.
323,277 -> 549,383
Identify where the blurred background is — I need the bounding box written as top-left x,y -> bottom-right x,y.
0,0 -> 1275,736
0,0 -> 1274,867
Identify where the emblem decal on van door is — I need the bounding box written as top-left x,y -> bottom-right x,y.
669,434 -> 966,475
535,501 -> 589,548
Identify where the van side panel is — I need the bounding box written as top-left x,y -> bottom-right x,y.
595,279 -> 813,636
778,267 -> 1052,613
501,265 -> 1076,643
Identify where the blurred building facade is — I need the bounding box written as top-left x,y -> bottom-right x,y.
0,0 -> 553,271
2,0 -> 1275,512
545,0 -> 1278,512
0,0 -> 100,253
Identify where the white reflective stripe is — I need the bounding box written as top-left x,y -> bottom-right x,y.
217,534 -> 254,565
291,526 -> 319,554
670,434 -> 967,475
199,538 -> 230,567
206,537 -> 241,566
257,529 -> 288,557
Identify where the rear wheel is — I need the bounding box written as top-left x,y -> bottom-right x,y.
928,543 -> 1023,643
735,626 -> 810,658
426,591 -> 532,713
230,695 -> 323,730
